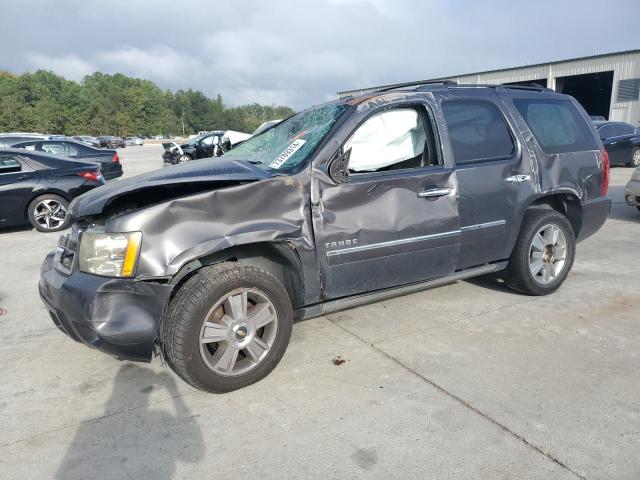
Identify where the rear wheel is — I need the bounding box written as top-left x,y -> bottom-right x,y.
161,263 -> 293,393
504,209 -> 575,296
631,148 -> 640,167
27,194 -> 70,232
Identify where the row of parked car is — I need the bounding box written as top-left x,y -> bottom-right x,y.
0,134 -> 125,232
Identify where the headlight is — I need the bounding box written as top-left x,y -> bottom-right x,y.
79,230 -> 142,278
632,168 -> 640,181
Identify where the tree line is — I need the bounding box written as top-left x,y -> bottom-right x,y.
0,70 -> 295,136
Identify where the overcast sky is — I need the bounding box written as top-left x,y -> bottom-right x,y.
1,0 -> 638,109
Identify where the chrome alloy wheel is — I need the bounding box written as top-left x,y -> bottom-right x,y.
199,288 -> 278,377
528,223 -> 568,285
633,149 -> 640,167
33,199 -> 67,230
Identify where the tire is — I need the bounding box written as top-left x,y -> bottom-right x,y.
161,262 -> 293,393
27,194 -> 70,232
178,154 -> 191,163
630,148 -> 640,168
504,209 -> 575,296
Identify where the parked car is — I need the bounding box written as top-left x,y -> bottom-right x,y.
125,137 -> 144,147
39,83 -> 610,393
11,139 -> 123,180
0,134 -> 48,147
96,136 -> 126,149
593,121 -> 640,167
162,131 -> 225,165
625,167 -> 640,213
0,149 -> 104,232
72,136 -> 100,147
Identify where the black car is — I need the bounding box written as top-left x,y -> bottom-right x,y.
40,83 -> 610,393
593,121 -> 640,167
96,136 -> 126,149
11,139 -> 123,180
0,148 -> 104,232
162,131 -> 225,165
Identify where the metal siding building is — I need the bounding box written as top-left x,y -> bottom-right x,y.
338,49 -> 640,127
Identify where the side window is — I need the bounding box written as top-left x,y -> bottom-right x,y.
442,100 -> 515,165
614,124 -> 634,136
513,99 -> 598,154
41,142 -> 66,155
597,125 -> 612,138
19,142 -> 37,151
0,156 -> 22,174
346,108 -> 435,173
63,144 -> 78,156
200,135 -> 214,146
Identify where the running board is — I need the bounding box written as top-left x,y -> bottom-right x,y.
298,262 -> 507,320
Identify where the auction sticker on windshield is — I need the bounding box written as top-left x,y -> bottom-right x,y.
269,139 -> 306,169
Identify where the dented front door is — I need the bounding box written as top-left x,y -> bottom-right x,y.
312,169 -> 460,299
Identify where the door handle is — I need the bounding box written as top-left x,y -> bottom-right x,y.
505,174 -> 531,183
418,187 -> 452,198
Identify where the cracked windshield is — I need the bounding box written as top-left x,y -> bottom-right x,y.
223,102 -> 350,172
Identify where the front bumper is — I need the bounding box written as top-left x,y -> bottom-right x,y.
625,179 -> 640,207
39,251 -> 173,362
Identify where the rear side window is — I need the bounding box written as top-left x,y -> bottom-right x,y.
0,156 -> 22,173
613,124 -> 635,136
442,100 -> 515,164
513,99 -> 598,154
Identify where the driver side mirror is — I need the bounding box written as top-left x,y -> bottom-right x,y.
329,148 -> 351,183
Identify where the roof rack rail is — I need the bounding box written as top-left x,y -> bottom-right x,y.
499,83 -> 551,92
375,79 -> 457,93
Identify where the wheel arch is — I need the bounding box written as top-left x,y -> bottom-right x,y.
169,241 -> 306,311
525,192 -> 582,239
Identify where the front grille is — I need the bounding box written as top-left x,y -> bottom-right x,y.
54,229 -> 80,274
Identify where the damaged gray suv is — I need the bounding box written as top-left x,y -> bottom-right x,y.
39,83 -> 610,392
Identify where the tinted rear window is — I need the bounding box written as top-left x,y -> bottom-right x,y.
513,99 -> 598,154
442,100 -> 515,164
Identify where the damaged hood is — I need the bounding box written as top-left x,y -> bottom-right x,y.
70,158 -> 272,218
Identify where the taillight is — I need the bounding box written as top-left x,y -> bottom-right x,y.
112,153 -> 120,163
600,148 -> 610,196
78,170 -> 101,182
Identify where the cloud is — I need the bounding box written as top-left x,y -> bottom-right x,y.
27,53 -> 96,81
4,0 -> 640,108
96,45 -> 204,83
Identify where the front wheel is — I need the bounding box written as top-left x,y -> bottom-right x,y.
504,209 -> 576,296
178,154 -> 191,163
161,263 -> 293,393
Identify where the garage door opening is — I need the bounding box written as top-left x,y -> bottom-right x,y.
555,71 -> 613,119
